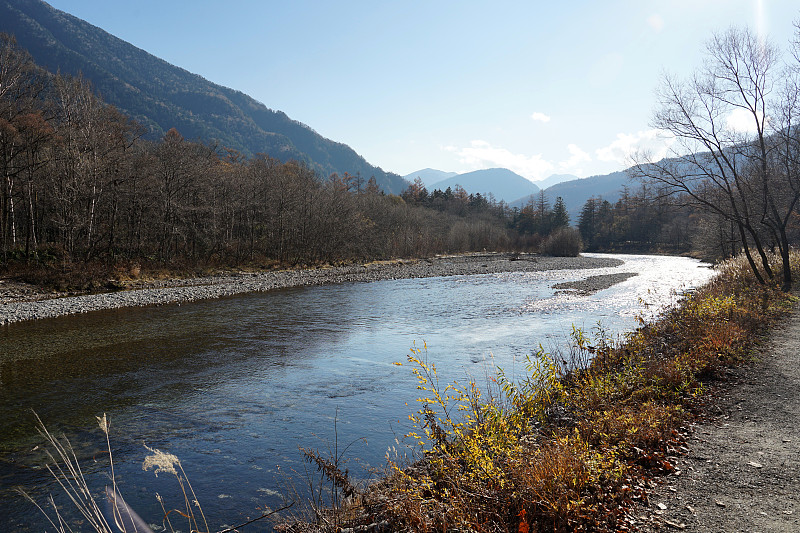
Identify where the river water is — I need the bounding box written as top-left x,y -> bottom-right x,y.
0,254 -> 713,531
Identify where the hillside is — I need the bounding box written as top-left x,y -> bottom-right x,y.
402,168 -> 459,188
545,170 -> 629,205
0,0 -> 407,193
512,170 -> 631,221
419,168 -> 540,204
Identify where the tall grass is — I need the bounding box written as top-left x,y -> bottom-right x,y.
23,412 -> 292,533
19,413 -> 154,533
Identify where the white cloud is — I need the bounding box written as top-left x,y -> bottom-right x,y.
559,143 -> 591,173
726,107 -> 759,133
530,111 -> 551,123
452,140 -> 554,180
647,14 -> 664,32
595,129 -> 675,166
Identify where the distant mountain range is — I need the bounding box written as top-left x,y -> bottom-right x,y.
404,168 -> 459,187
405,167 -> 633,222
0,0 -> 408,193
535,173 -> 579,190
402,168 -> 540,204
406,169 -> 578,192
513,170 -> 632,222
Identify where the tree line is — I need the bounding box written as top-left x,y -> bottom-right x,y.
577,185 -> 694,253
401,178 -> 575,249
2,34 -> 558,281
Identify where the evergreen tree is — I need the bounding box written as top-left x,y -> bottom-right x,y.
551,196 -> 569,230
578,197 -> 598,249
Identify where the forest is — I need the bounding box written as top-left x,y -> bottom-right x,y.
5,29 -> 791,291
0,33 -> 594,289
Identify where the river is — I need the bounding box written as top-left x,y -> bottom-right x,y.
0,254 -> 713,531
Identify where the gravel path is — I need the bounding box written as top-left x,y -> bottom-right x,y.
642,303 -> 800,532
0,253 -> 624,325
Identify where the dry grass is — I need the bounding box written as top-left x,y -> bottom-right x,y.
19,413 -> 153,533
23,412 -> 294,533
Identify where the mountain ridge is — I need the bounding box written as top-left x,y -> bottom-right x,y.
0,0 -> 408,193
403,168 -> 540,204
402,168 -> 459,187
404,167 -> 625,214
535,173 -> 579,189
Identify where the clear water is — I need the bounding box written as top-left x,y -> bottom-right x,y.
0,254 -> 713,531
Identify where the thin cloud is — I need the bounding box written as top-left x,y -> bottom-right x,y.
453,140 -> 554,180
595,129 -> 674,166
559,143 -> 591,173
647,14 -> 664,32
530,112 -> 551,123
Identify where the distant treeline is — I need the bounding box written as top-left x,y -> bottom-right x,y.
577,185 -> 695,254
400,178 -> 574,250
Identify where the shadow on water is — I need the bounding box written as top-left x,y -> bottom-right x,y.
0,254 -> 714,531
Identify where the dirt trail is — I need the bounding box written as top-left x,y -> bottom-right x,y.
644,304 -> 800,532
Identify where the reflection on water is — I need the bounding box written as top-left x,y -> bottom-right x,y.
0,254 -> 713,531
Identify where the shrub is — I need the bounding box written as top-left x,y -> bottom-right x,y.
541,227 -> 583,257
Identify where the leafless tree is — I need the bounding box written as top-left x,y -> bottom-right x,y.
0,33 -> 45,257
633,26 -> 800,290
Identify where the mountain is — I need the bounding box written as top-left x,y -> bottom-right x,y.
511,170 -> 632,223
533,173 -> 579,190
0,0 -> 407,193
402,168 -> 459,188
429,168 -> 540,204
544,170 -> 630,211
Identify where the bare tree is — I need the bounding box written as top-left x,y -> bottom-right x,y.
634,26 -> 800,290
0,33 -> 45,257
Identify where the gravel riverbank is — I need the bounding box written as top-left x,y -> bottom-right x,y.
0,253 -> 623,325
553,272 -> 638,295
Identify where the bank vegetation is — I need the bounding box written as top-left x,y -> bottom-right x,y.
279,252 -> 798,533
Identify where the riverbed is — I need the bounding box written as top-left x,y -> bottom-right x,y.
0,253 -> 714,531
0,253 -> 620,324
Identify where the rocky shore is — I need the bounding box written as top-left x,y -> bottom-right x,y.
0,253 -> 624,325
553,272 -> 639,295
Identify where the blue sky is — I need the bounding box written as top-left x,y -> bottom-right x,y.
45,1 -> 800,183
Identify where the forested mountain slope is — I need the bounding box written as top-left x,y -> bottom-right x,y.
0,0 -> 407,193
430,168 -> 540,204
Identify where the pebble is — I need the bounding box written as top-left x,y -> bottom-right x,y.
0,253 -> 623,325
